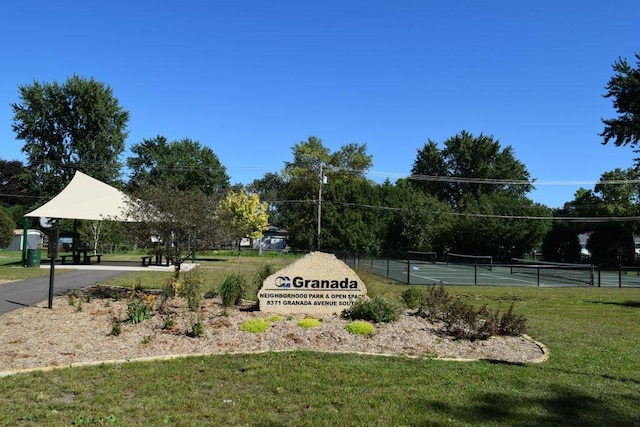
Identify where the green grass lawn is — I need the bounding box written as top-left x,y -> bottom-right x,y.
1,258 -> 639,425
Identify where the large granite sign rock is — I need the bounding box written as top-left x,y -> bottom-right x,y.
258,252 -> 368,315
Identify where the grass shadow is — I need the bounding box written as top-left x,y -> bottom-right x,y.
415,384 -> 639,426
589,300 -> 640,309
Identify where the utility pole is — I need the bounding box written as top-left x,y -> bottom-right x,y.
317,163 -> 327,251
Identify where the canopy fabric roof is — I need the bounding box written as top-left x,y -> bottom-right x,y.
25,171 -> 136,222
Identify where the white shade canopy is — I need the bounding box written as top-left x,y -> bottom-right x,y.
25,171 -> 136,222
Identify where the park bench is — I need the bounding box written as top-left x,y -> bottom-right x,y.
141,256 -> 153,266
84,254 -> 102,264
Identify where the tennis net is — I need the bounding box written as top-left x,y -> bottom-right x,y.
408,251 -> 437,263
447,252 -> 493,266
509,259 -> 595,286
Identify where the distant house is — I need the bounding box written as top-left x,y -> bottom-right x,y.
4,229 -> 45,251
252,226 -> 288,251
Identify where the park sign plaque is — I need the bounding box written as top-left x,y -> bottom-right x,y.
258,252 -> 368,315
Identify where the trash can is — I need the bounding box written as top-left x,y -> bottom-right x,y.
26,249 -> 41,267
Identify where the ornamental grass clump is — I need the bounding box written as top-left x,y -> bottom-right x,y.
241,319 -> 270,333
345,320 -> 375,336
219,274 -> 246,308
252,263 -> 276,308
297,318 -> 322,328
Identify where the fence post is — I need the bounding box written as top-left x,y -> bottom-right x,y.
386,258 -> 390,281
619,265 -> 622,288
537,267 -> 540,287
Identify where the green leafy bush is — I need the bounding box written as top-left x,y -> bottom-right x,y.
297,318 -> 322,328
219,274 -> 246,308
345,320 -> 375,336
241,319 -> 270,333
341,296 -> 401,323
125,295 -> 154,324
187,315 -> 206,338
401,287 -> 424,310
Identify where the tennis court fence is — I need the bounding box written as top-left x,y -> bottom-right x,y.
336,252 -> 640,287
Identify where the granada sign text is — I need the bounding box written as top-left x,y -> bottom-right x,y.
258,252 -> 368,315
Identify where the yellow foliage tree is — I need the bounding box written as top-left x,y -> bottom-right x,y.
217,190 -> 269,247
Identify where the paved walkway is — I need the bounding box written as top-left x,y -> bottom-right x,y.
0,262 -> 197,314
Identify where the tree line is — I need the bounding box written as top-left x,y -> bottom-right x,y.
2,53 -> 640,265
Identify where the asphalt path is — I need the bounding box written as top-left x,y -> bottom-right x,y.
0,269 -> 128,314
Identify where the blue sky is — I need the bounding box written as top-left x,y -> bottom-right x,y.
1,1 -> 638,208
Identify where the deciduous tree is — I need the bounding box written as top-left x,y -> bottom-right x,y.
126,136 -> 229,196
600,53 -> 640,154
216,189 -> 269,248
11,75 -> 129,197
411,131 -> 532,207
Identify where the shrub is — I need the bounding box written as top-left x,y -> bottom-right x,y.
219,274 -> 246,308
180,268 -> 204,312
401,287 -> 424,310
413,285 -> 529,340
253,263 -> 276,289
498,305 -> 528,336
341,296 -> 401,323
125,296 -> 154,324
345,320 -> 375,336
241,319 -> 270,333
266,314 -> 283,322
252,264 -> 276,308
187,315 -> 206,338
418,285 -> 452,320
297,318 -> 322,328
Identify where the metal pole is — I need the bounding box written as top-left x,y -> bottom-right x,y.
317,163 -> 323,251
21,217 -> 28,267
48,257 -> 55,309
618,265 -> 622,288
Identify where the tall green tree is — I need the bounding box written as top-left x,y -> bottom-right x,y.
0,159 -> 29,208
411,131 -> 532,207
600,53 -> 640,153
376,179 -> 453,258
11,75 -> 129,197
541,222 -> 582,263
126,136 -> 229,196
0,208 -> 14,249
449,194 -> 551,261
561,168 -> 640,265
278,136 -> 373,251
411,131 -> 544,259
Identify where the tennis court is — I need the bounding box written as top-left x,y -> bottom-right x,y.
348,256 -> 640,288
